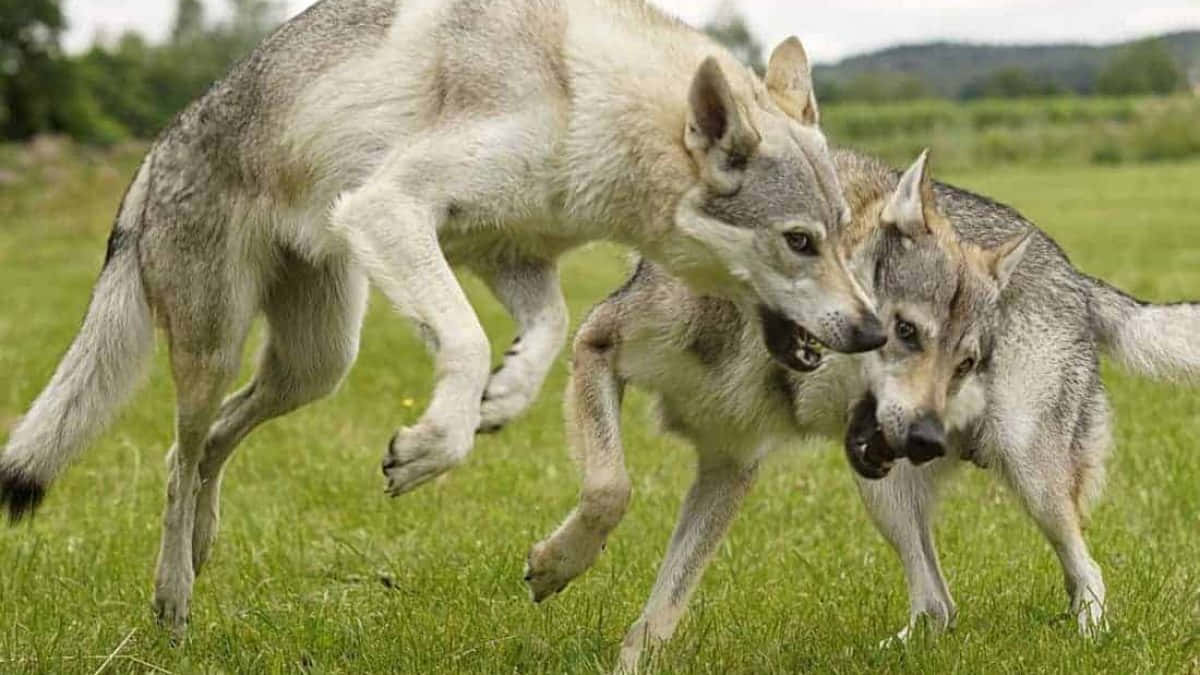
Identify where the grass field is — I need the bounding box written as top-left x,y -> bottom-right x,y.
1,144 -> 1198,673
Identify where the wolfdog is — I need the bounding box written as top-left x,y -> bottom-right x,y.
528,144 -> 1199,668
0,0 -> 883,634
524,149 -> 1027,670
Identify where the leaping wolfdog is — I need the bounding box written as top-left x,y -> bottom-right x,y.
0,0 -> 882,635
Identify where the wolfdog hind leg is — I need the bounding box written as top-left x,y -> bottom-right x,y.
617,453 -> 758,674
998,427 -> 1109,636
191,255 -> 368,574
525,306 -> 628,602
854,459 -> 959,645
153,300 -> 253,638
474,259 -> 568,433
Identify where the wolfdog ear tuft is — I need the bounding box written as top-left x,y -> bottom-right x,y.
766,37 -> 818,125
881,149 -> 936,239
984,233 -> 1033,290
686,56 -> 762,194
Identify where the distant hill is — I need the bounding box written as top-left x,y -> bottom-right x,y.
813,31 -> 1200,100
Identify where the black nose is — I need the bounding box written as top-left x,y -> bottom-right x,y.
845,315 -> 887,353
905,413 -> 946,464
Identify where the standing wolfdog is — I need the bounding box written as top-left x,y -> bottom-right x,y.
0,0 -> 883,635
529,148 -> 1199,669
526,150 -> 1015,670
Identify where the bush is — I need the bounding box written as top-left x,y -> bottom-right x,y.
1130,102 -> 1200,161
822,95 -> 1200,170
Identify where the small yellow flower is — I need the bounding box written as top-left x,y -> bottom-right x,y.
402,398 -> 415,408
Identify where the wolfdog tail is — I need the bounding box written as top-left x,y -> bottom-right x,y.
1087,275 -> 1200,381
0,158 -> 155,522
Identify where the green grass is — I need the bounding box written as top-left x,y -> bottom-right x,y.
1,144 -> 1198,674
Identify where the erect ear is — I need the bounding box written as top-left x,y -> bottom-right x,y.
880,149 -> 936,239
765,37 -> 818,125
984,232 -> 1033,291
685,56 -> 762,195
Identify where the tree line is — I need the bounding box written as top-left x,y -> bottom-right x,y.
1,0 -> 282,144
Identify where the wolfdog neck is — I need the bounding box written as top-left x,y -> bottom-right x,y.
556,0 -> 759,242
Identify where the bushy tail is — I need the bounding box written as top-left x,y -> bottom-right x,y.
1087,276 -> 1200,381
0,162 -> 155,522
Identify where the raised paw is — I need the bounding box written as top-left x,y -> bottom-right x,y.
478,377 -> 536,434
524,525 -> 607,603
382,423 -> 468,496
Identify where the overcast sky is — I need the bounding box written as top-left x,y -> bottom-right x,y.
64,0 -> 1200,64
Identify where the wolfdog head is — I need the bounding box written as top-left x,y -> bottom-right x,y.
671,38 -> 884,368
843,151 -> 1032,479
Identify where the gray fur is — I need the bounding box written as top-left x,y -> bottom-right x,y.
528,148 -> 1200,668
0,0 -> 878,637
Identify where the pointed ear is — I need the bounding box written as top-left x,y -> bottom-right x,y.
985,233 -> 1033,290
685,56 -> 762,194
881,149 -> 935,239
766,37 -> 818,125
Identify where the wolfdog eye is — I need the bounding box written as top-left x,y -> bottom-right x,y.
784,231 -> 815,255
955,357 -> 976,377
895,318 -> 919,348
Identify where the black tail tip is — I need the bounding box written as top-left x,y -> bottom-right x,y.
0,465 -> 46,523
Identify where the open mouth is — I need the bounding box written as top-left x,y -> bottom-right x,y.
793,325 -> 825,371
758,306 -> 827,373
844,393 -> 895,480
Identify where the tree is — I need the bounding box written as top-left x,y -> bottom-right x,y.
225,0 -> 285,55
171,0 -> 205,45
74,0 -> 287,142
0,0 -> 66,138
703,1 -> 764,75
961,67 -> 1061,100
1097,39 -> 1184,96
830,72 -> 932,103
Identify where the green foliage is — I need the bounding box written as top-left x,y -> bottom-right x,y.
77,0 -> 285,141
703,3 -> 765,75
1,0 -> 77,139
961,67 -> 1061,100
0,0 -> 283,145
816,32 -> 1200,102
171,0 -> 205,45
820,72 -> 932,103
1097,39 -> 1185,96
822,95 -> 1200,170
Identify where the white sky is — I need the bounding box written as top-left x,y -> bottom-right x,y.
64,0 -> 1200,64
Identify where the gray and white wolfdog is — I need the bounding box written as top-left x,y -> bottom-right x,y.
0,0 -> 886,635
527,149 -> 1200,671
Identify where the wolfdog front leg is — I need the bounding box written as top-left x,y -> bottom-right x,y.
333,157 -> 489,495
526,304 -> 629,602
855,460 -> 959,644
333,115 -> 557,494
474,259 -> 568,433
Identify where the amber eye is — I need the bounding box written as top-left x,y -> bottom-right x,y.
784,231 -> 815,255
956,357 -> 976,377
